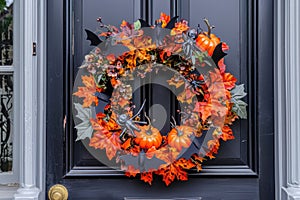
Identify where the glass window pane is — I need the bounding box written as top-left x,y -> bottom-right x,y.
0,0 -> 13,66
0,74 -> 13,173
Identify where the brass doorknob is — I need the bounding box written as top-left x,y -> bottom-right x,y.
48,184 -> 68,200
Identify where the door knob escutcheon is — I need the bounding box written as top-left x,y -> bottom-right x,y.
48,184 -> 68,200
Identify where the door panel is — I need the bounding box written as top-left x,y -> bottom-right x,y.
46,0 -> 274,199
181,0 -> 248,165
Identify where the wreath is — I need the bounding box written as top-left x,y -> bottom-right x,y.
73,13 -> 247,186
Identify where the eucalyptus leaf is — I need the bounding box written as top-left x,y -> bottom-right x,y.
230,84 -> 248,119
74,103 -> 94,141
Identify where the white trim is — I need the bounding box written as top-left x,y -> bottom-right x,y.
0,66 -> 14,72
0,186 -> 19,200
275,0 -> 300,199
35,0 -> 47,198
11,0 -> 47,199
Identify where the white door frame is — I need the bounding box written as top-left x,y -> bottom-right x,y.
275,0 -> 300,199
12,0 -> 46,199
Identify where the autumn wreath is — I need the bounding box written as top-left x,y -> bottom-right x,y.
73,13 -> 247,186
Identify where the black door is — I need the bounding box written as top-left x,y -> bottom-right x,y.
46,0 -> 274,199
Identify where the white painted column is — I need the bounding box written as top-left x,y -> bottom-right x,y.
275,0 -> 300,199
13,0 -> 46,199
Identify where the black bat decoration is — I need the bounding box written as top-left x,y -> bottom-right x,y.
138,16 -> 178,47
211,42 -> 227,67
120,152 -> 166,172
165,16 -> 179,29
178,130 -> 208,160
85,29 -> 102,46
139,16 -> 178,30
138,19 -> 151,28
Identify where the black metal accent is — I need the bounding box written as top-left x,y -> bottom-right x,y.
0,75 -> 13,172
32,42 -> 37,56
0,5 -> 13,66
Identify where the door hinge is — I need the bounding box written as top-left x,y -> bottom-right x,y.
32,42 -> 37,56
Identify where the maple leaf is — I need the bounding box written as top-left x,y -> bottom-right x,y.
140,172 -> 153,185
105,134 -> 122,160
220,126 -> 234,141
194,102 -> 212,122
223,73 -> 237,90
124,165 -> 139,177
155,158 -> 194,186
155,164 -> 177,186
74,103 -> 94,141
210,99 -> 228,121
90,118 -> 106,132
174,167 -> 188,182
73,75 -> 98,108
224,104 -> 239,125
174,158 -> 195,170
89,131 -> 121,160
206,139 -> 220,159
155,146 -> 180,164
177,87 -> 195,104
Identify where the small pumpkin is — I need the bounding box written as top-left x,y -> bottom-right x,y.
134,116 -> 162,149
167,117 -> 195,151
196,18 -> 220,56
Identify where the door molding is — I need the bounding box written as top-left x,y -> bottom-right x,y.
275,0 -> 300,199
13,0 -> 47,199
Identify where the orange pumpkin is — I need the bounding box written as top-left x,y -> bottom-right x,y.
134,116 -> 162,149
167,117 -> 196,151
196,18 -> 220,56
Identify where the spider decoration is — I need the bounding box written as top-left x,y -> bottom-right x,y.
187,74 -> 206,95
116,100 -> 147,142
175,29 -> 201,64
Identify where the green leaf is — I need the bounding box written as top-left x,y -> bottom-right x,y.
134,20 -> 141,31
74,103 -> 94,141
230,84 -> 248,119
231,84 -> 247,99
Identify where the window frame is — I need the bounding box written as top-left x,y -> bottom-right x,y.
0,1 -> 19,185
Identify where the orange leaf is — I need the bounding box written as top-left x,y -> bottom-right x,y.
220,126 -> 234,141
194,102 -> 212,122
140,172 -> 153,185
174,158 -> 195,170
223,73 -> 237,90
171,20 -> 189,35
73,75 -> 98,108
177,87 -> 195,104
90,118 -> 106,132
125,165 -> 139,177
89,132 -> 121,160
155,164 -> 177,186
158,12 -> 170,28
121,138 -> 132,150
